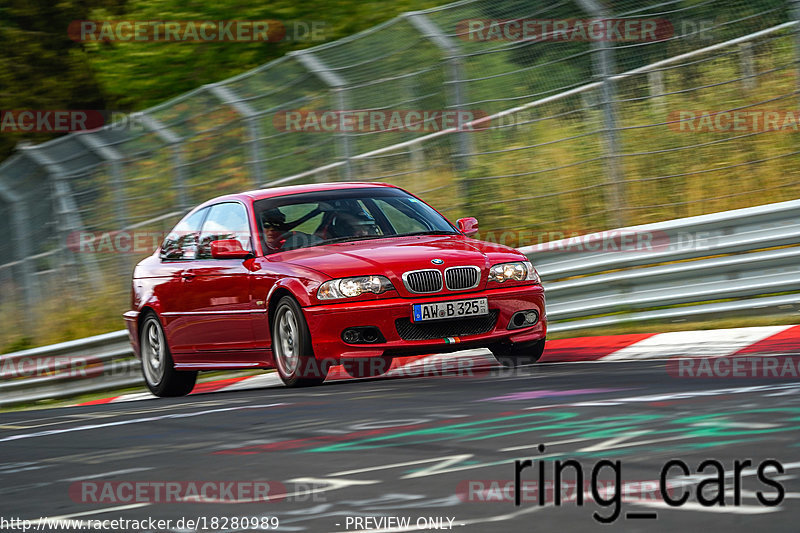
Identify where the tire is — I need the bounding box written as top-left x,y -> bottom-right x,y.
342,357 -> 394,379
140,313 -> 197,397
490,338 -> 546,368
272,296 -> 329,387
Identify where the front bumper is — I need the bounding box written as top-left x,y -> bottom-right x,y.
303,284 -> 546,360
123,310 -> 140,358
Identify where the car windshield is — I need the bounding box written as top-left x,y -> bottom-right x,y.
254,187 -> 458,254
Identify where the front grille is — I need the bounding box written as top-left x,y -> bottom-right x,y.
395,311 -> 499,341
445,266 -> 481,290
403,269 -> 443,293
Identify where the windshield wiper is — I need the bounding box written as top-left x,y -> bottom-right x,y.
393,230 -> 459,237
313,234 -> 389,246
313,230 -> 457,247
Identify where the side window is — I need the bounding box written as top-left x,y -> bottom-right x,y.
160,208 -> 208,260
197,202 -> 252,259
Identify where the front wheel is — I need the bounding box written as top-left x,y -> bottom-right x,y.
140,313 -> 197,397
490,338 -> 546,368
272,296 -> 329,387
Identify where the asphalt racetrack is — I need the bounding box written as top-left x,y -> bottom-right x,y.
1,352 -> 799,532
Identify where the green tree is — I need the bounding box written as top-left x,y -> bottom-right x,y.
0,0 -> 125,160
0,0 -> 443,161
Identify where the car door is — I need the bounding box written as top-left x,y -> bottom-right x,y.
176,201 -> 257,356
157,207 -> 209,357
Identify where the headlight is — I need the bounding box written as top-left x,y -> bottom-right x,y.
488,261 -> 539,283
317,275 -> 395,300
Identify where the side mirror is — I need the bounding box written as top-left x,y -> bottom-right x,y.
210,239 -> 252,259
456,217 -> 479,237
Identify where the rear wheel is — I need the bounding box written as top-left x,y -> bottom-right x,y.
140,313 -> 197,397
490,338 -> 546,368
272,296 -> 329,387
342,357 -> 394,379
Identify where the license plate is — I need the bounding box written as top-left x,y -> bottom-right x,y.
412,298 -> 488,322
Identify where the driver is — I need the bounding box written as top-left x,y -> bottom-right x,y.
261,208 -> 287,252
334,210 -> 380,238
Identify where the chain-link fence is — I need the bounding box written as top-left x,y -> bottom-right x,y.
1,0 -> 799,345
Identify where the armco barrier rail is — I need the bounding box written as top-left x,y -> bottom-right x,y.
0,331 -> 136,407
1,199 -> 799,407
523,197 -> 800,332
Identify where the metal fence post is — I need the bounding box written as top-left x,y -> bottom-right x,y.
739,42 -> 756,90
206,84 -> 265,186
75,133 -> 131,273
405,12 -> 472,176
19,146 -> 104,293
76,133 -> 129,228
791,0 -> 800,101
140,114 -> 190,211
402,76 -> 426,173
578,0 -> 626,228
648,69 -> 666,115
0,178 -> 37,330
291,50 -> 353,180
11,203 -> 37,316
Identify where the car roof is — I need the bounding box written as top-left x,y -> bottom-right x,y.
197,182 -> 401,207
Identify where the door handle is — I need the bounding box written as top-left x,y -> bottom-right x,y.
181,271 -> 196,281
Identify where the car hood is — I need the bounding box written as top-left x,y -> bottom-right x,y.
271,234 -> 526,296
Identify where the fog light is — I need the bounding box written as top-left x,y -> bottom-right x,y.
362,328 -> 379,343
342,326 -> 385,344
508,310 -> 539,330
342,329 -> 361,343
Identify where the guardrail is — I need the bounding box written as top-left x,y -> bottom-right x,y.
0,331 -> 138,407
525,198 -> 800,332
2,199 -> 799,407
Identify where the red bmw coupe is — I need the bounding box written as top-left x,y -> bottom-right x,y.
124,183 -> 546,396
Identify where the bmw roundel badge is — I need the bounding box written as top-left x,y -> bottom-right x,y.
431,258 -> 444,265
